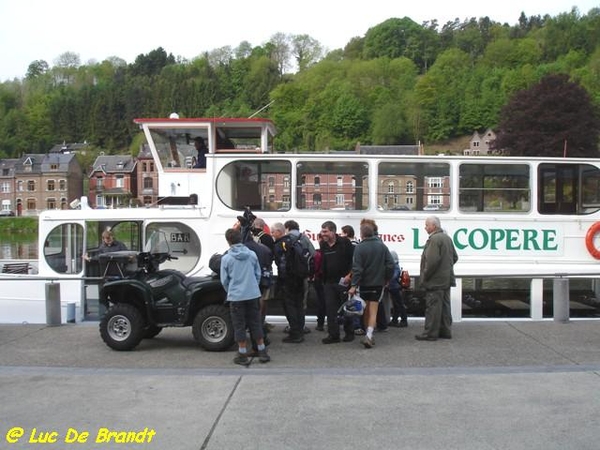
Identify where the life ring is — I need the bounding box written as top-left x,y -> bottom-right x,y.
585,222 -> 600,259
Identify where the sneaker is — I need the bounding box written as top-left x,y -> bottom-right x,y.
233,353 -> 250,366
342,334 -> 355,342
258,350 -> 271,363
303,326 -> 311,334
415,334 -> 437,341
282,335 -> 304,343
354,328 -> 365,336
315,324 -> 325,332
399,320 -> 408,328
362,336 -> 375,348
322,335 -> 341,344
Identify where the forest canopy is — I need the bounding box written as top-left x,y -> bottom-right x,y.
0,6 -> 599,159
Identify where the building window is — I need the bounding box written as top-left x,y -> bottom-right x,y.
283,176 -> 290,189
314,176 -> 320,187
335,194 -> 344,206
406,181 -> 414,194
337,176 -> 343,187
268,176 -> 275,188
388,182 -> 394,193
27,199 -> 36,210
27,180 -> 35,191
47,198 -> 56,209
142,162 -> 147,172
428,177 -> 442,188
17,180 -> 23,192
59,180 -> 66,190
313,193 -> 322,206
143,177 -> 153,189
47,180 -> 55,191
115,175 -> 124,188
96,177 -> 103,188
1,182 -> 9,193
143,196 -> 152,205
50,164 -> 58,170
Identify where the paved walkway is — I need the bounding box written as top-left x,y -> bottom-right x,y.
1,319 -> 599,449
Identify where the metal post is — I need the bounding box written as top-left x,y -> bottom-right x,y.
553,278 -> 569,323
45,282 -> 61,326
67,302 -> 76,323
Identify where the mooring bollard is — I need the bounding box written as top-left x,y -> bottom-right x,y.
553,278 -> 569,323
67,302 -> 76,323
45,282 -> 61,326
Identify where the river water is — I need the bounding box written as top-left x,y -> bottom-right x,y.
0,239 -> 38,259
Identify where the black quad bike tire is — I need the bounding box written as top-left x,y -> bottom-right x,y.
99,303 -> 145,351
192,304 -> 235,351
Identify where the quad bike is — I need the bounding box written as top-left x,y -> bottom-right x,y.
98,231 -> 234,351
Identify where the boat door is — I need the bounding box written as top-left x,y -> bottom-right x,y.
82,220 -> 142,320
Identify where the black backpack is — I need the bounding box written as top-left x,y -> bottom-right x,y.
287,236 -> 315,279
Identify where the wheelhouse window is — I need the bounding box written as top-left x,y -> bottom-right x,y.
378,162 -> 449,211
297,161 -> 368,210
459,164 -> 530,213
216,160 -> 292,211
539,163 -> 600,215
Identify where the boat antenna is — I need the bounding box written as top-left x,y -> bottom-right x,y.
248,100 -> 275,119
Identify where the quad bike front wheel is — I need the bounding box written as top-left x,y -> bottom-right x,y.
99,303 -> 145,351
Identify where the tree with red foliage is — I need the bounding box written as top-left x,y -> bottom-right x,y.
492,74 -> 600,157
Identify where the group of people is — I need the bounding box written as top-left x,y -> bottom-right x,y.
218,215 -> 458,366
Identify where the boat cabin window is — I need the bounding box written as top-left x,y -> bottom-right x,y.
538,163 -> 600,215
297,161 -> 369,210
145,222 -> 200,273
216,160 -> 292,211
149,129 -> 209,170
378,162 -> 450,211
459,163 -> 530,213
44,223 -> 84,274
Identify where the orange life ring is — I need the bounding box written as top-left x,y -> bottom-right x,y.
585,222 -> 600,259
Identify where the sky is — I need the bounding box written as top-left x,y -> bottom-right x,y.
0,0 -> 598,81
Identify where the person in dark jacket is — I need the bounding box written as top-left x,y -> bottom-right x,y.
388,250 -> 408,327
271,222 -> 305,343
320,221 -> 355,344
415,216 -> 458,341
348,222 -> 395,348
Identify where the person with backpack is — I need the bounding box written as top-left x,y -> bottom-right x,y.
284,220 -> 315,335
319,220 -> 355,344
271,222 -> 305,343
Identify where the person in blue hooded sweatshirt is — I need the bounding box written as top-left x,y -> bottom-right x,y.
220,228 -> 270,365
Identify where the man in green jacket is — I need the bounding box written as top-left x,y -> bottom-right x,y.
416,216 -> 458,341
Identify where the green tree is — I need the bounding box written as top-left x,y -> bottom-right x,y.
493,74 -> 600,157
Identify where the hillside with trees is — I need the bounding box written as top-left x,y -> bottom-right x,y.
0,6 -> 599,160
